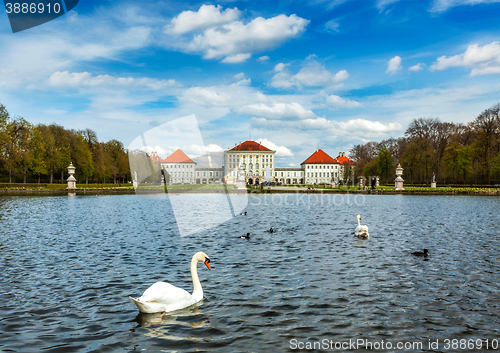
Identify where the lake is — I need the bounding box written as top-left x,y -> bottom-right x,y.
1,193 -> 500,352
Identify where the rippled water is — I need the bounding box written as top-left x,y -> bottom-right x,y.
1,193 -> 500,352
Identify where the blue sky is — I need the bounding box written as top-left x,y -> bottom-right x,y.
1,0 -> 499,166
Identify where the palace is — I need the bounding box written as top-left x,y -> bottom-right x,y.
151,140 -> 355,185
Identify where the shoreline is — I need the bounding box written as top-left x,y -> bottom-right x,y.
1,187 -> 499,196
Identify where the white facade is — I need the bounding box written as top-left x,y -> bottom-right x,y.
195,168 -> 224,184
303,163 -> 341,184
274,168 -> 304,184
161,162 -> 196,184
225,146 -> 276,184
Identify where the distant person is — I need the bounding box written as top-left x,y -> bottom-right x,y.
371,178 -> 375,190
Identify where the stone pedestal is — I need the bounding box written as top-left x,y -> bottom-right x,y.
236,165 -> 246,189
394,164 -> 404,190
67,162 -> 77,190
431,182 -> 436,188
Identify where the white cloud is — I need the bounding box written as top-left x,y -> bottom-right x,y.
236,78 -> 252,86
431,41 -> 500,76
325,19 -> 340,33
250,116 -> 402,137
177,11 -> 309,63
376,0 -> 401,10
362,83 -> 500,126
48,71 -> 176,89
271,61 -> 349,89
274,63 -> 289,72
429,0 -> 500,13
221,53 -> 252,63
141,145 -> 170,157
180,82 -> 263,109
0,6 -> 154,89
238,102 -> 316,120
326,95 -> 362,108
257,56 -> 270,62
295,65 -> 348,86
471,67 -> 500,76
165,5 -> 240,34
183,143 -> 224,156
386,56 -> 402,74
233,72 -> 245,80
256,138 -> 294,157
337,119 -> 402,133
408,63 -> 425,72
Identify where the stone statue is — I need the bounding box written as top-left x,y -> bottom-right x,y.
133,170 -> 138,188
236,165 -> 246,189
395,164 -> 404,190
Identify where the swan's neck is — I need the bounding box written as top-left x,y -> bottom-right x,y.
357,217 -> 361,226
191,257 -> 203,302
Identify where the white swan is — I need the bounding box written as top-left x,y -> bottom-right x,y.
130,252 -> 211,314
355,214 -> 369,239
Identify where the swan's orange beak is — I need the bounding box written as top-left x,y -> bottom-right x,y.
204,259 -> 211,270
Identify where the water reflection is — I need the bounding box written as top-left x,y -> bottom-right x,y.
134,305 -> 209,341
0,194 -> 500,352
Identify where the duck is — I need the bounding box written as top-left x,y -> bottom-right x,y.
240,211 -> 247,216
269,227 -> 274,233
355,214 -> 369,239
412,249 -> 429,257
130,252 -> 211,314
240,233 -> 250,239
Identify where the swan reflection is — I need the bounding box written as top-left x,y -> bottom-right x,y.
134,304 -> 209,342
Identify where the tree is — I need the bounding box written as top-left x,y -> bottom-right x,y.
0,104 -> 11,178
377,146 -> 393,184
4,118 -> 33,183
472,104 -> 500,183
492,152 -> 500,179
28,127 -> 48,183
48,124 -> 72,183
401,138 -> 436,184
443,141 -> 474,183
363,159 -> 378,180
104,140 -> 130,183
69,132 -> 94,184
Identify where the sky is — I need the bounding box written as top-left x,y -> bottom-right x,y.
0,0 -> 499,167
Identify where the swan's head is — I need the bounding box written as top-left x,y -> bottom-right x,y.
357,214 -> 361,220
194,252 -> 211,270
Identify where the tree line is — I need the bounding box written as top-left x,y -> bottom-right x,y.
0,103 -> 130,184
350,103 -> 500,185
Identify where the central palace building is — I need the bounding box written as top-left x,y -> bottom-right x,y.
155,140 -> 355,185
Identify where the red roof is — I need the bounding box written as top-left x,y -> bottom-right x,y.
230,141 -> 272,151
301,149 -> 338,164
162,149 -> 196,163
337,154 -> 356,165
150,154 -> 162,164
